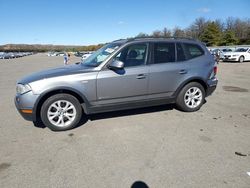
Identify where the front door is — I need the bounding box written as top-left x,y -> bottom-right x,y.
96,43 -> 149,105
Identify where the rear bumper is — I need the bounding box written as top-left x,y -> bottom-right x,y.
206,78 -> 218,96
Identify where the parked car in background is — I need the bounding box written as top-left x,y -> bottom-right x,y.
15,37 -> 218,131
47,52 -> 55,56
47,52 -> 60,56
56,52 -> 65,56
211,49 -> 224,60
0,52 -> 33,59
75,51 -> 85,57
81,52 -> 93,62
223,48 -> 250,62
2,53 -> 14,59
0,52 -> 5,59
221,48 -> 233,53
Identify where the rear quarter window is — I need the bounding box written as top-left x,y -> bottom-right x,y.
177,43 -> 204,61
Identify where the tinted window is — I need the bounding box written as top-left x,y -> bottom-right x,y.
154,43 -> 175,64
235,48 -> 248,52
180,43 -> 204,60
114,43 -> 147,67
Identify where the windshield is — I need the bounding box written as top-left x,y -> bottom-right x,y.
235,48 -> 248,52
81,43 -> 121,67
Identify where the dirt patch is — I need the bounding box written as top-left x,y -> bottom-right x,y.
199,136 -> 212,143
68,133 -> 74,137
0,163 -> 11,173
223,86 -> 248,92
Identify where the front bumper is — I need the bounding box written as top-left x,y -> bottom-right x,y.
15,91 -> 40,121
223,57 -> 238,61
206,77 -> 218,96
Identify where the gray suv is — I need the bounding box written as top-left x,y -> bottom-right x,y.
15,38 -> 218,131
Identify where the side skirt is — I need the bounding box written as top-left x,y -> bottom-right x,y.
83,97 -> 176,114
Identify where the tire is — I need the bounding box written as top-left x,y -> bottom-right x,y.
239,56 -> 244,63
176,82 -> 205,112
40,94 -> 82,131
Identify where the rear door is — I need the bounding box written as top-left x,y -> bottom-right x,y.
148,42 -> 206,99
148,42 -> 186,99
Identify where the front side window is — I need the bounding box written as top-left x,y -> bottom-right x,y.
154,43 -> 175,64
114,43 -> 147,67
82,43 -> 121,67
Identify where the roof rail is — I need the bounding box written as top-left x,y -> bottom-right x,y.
111,37 -> 200,44
131,36 -> 197,41
111,39 -> 129,43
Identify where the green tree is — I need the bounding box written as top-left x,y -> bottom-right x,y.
220,30 -> 238,45
200,22 -> 222,46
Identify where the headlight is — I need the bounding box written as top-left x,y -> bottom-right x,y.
233,54 -> 239,57
16,84 -> 32,94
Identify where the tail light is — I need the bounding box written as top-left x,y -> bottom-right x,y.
213,66 -> 218,75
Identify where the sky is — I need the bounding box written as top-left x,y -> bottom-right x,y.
0,0 -> 249,45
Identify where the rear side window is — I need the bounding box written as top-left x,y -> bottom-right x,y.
177,43 -> 204,61
154,43 -> 175,64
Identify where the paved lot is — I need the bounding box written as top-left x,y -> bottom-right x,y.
0,54 -> 250,188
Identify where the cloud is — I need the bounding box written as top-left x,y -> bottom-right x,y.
197,7 -> 211,13
118,21 -> 125,25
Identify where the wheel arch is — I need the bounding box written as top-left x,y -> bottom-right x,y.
173,77 -> 208,98
33,87 -> 89,121
239,55 -> 245,62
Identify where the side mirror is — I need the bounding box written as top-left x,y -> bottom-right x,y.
108,60 -> 124,70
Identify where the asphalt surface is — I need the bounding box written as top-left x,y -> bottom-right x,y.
0,54 -> 250,188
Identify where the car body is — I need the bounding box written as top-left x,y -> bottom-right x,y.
56,52 -> 65,56
15,38 -> 218,131
2,53 -> 13,59
81,52 -> 93,62
223,47 -> 250,62
0,52 -> 5,59
221,48 -> 233,53
74,51 -> 85,57
211,49 -> 224,60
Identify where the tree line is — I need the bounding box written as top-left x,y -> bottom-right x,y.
0,44 -> 104,53
135,17 -> 250,46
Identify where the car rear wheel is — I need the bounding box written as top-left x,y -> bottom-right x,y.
176,82 -> 205,112
239,56 -> 244,63
40,94 -> 82,131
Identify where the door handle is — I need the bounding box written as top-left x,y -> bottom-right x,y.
136,74 -> 146,79
179,69 -> 187,74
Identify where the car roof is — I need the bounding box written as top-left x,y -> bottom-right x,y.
112,37 -> 202,45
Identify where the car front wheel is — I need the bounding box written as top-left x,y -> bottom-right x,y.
40,94 -> 82,131
176,82 -> 205,112
239,56 -> 244,63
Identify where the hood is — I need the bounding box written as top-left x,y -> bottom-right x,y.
18,63 -> 97,84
